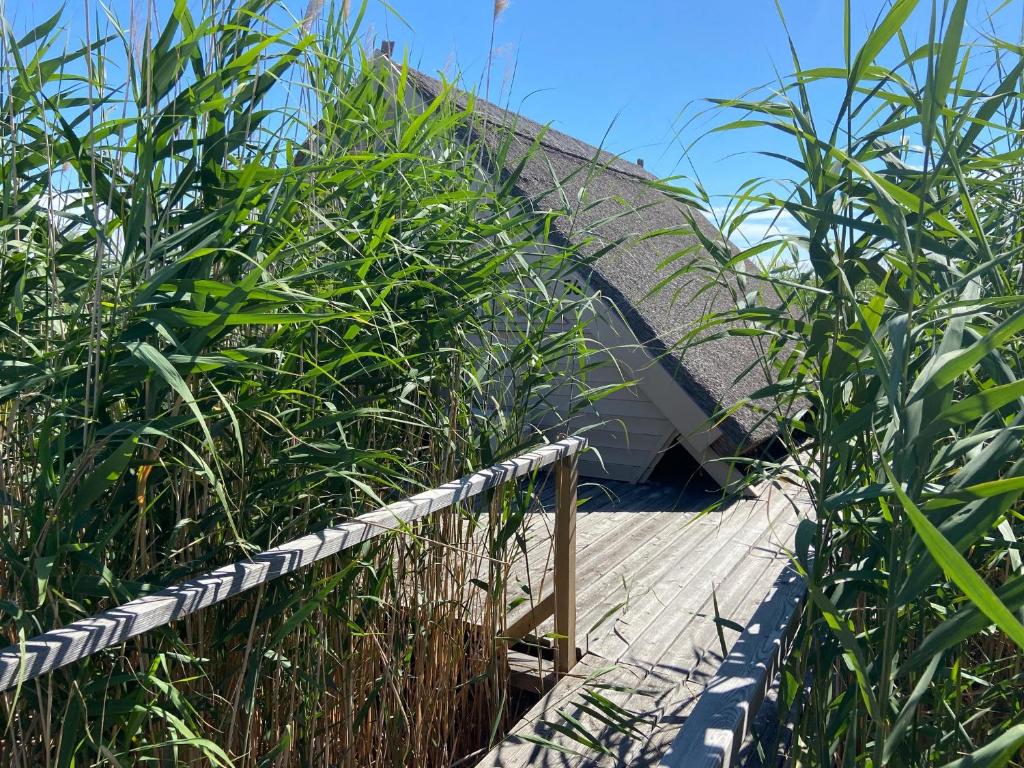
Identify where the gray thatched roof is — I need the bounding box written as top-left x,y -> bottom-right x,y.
406,68 -> 779,456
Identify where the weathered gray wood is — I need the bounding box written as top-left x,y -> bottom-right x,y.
504,482 -> 747,651
558,495 -> 799,768
0,437 -> 587,693
480,653 -> 655,768
585,511 -> 774,663
600,491 -> 795,665
507,514 -> 667,647
507,650 -> 557,696
513,493 -> 779,665
553,453 -> 579,676
597,517 -> 800,766
517,503 -> 626,562
503,512 -> 670,635
476,482 -> 811,768
657,564 -> 805,768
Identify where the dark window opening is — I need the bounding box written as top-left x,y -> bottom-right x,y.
647,438 -> 721,493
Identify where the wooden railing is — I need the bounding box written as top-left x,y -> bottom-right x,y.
0,436 -> 586,693
659,564 -> 806,768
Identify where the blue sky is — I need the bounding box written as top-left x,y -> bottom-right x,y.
8,0 -> 1021,240
356,0 -> 1019,243
362,0 -> 849,189
355,2 -> 1018,192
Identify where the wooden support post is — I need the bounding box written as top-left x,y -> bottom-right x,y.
553,453 -> 578,676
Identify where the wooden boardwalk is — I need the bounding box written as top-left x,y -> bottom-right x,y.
482,476 -> 808,767
0,435 -> 807,767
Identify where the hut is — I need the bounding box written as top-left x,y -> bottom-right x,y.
399,64 -> 781,488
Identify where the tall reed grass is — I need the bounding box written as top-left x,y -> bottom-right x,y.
666,1 -> 1024,764
0,1 -> 595,764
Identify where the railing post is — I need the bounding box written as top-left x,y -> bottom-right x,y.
553,451 -> 578,676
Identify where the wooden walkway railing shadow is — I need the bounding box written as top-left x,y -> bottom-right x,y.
477,482 -> 810,768
659,564 -> 806,768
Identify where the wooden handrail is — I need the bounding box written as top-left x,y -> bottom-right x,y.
0,436 -> 587,694
658,565 -> 806,768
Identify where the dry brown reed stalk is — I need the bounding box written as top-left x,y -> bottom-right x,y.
144,506 -> 514,768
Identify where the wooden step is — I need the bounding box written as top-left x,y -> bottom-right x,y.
508,649 -> 558,697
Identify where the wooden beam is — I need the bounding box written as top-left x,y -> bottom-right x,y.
0,437 -> 587,694
503,591 -> 555,643
553,453 -> 578,676
508,650 -> 557,696
657,564 -> 805,768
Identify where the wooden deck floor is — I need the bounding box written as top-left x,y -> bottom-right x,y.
481,476 -> 808,767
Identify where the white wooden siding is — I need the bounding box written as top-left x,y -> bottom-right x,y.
525,309 -> 679,483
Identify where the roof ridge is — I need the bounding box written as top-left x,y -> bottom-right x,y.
465,109 -> 653,183
405,67 -> 654,184
392,62 -> 779,456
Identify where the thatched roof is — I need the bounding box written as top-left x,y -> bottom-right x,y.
406,68 -> 779,456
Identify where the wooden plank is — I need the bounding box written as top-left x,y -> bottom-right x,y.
507,483 -> 732,643
479,654 -> 659,768
509,513 -> 680,633
504,592 -> 555,642
0,437 -> 587,693
657,566 -> 805,768
602,491 -> 797,673
518,510 -> 628,569
577,561 -> 782,768
578,508 -> 767,662
467,508 -> 628,636
524,490 -> 791,660
581,481 -> 649,511
593,481 -> 708,513
477,487 -> 810,768
585,494 -> 806,767
554,454 -> 579,676
577,484 -> 622,512
598,526 -> 800,766
501,512 -> 667,632
569,514 -> 678,590
506,493 -> 635,566
506,511 -> 710,672
508,650 -> 558,697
